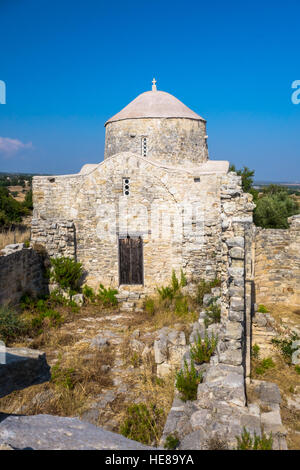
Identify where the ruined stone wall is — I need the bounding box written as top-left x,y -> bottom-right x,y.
254,215 -> 300,306
32,152 -> 226,292
104,118 -> 208,166
0,244 -> 47,306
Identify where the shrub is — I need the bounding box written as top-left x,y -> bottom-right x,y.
254,189 -> 299,229
50,257 -> 83,292
82,285 -> 96,303
157,285 -> 174,301
0,306 -> 26,343
51,363 -> 76,390
97,284 -> 118,307
257,304 -> 268,313
295,365 -> 300,375
204,302 -> 221,327
252,343 -> 260,359
164,433 -> 180,450
120,403 -> 164,445
236,427 -> 273,450
272,333 -> 299,364
196,278 -> 221,306
180,269 -> 187,287
144,297 -> 155,316
174,296 -> 189,316
171,269 -> 180,293
190,333 -> 218,364
175,359 -> 202,401
31,308 -> 63,332
255,357 -> 275,375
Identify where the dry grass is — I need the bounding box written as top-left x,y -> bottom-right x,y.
250,302 -> 300,450
0,342 -> 114,417
0,228 -> 31,250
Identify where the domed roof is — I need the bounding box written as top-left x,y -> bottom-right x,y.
105,82 -> 205,125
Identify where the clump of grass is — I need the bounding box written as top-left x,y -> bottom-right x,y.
130,352 -> 141,368
196,278 -> 221,306
175,359 -> 202,401
257,304 -> 269,313
97,284 -> 118,307
50,257 -> 83,293
272,333 -> 299,364
51,363 -> 76,390
0,306 -> 27,343
204,302 -> 221,327
255,357 -> 275,375
120,403 -> 164,445
295,365 -> 300,375
236,427 -> 273,450
82,285 -> 96,303
252,343 -> 260,359
190,333 -> 218,364
144,297 -> 155,316
164,433 -> 180,449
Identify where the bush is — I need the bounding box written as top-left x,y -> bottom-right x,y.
174,296 -> 189,316
180,269 -> 187,287
175,359 -> 202,401
30,308 -> 63,333
255,357 -> 275,375
295,365 -> 300,375
196,278 -> 221,306
257,304 -> 268,313
254,190 -> 299,229
157,285 -> 174,301
236,427 -> 273,450
271,333 -> 299,364
157,270 -> 186,303
97,284 -> 118,307
120,403 -> 164,445
164,433 -> 179,450
51,362 -> 76,390
82,285 -> 96,303
252,343 -> 260,359
50,257 -> 83,292
144,297 -> 155,316
0,306 -> 26,343
204,302 -> 221,327
190,333 -> 218,364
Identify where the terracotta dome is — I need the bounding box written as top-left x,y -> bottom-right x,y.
105,89 -> 205,125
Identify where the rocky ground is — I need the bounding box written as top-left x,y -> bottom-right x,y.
0,302 -> 190,444
250,303 -> 300,449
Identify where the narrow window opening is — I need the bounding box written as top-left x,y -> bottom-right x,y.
141,137 -> 147,157
123,177 -> 130,196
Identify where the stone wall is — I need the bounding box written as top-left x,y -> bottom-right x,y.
104,118 -> 208,166
254,215 -> 300,306
0,244 -> 47,306
32,152 -> 229,292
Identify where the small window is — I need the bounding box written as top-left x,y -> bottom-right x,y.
123,177 -> 130,196
194,177 -> 200,183
141,137 -> 147,157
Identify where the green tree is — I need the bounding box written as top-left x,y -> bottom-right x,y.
23,189 -> 33,210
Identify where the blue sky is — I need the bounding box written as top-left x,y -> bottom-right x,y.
0,0 -> 299,180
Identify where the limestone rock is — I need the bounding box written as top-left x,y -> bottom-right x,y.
0,414 -> 152,450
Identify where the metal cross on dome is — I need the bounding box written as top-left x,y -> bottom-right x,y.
152,78 -> 157,91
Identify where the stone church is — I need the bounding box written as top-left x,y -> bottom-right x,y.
31,80 -> 254,294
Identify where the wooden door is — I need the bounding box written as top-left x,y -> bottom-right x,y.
119,237 -> 143,285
